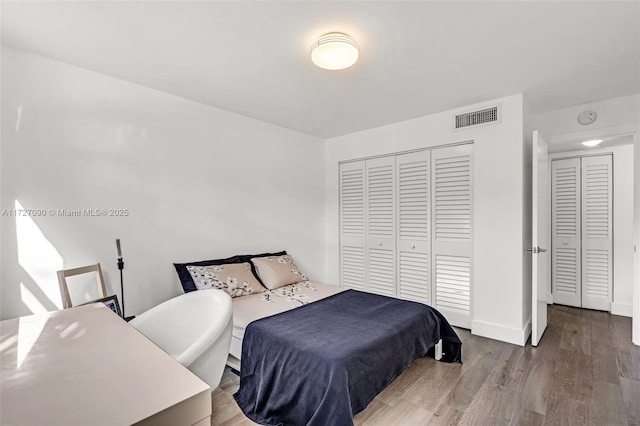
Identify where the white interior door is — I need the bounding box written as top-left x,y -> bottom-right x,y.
532,131 -> 550,346
552,157 -> 582,307
581,154 -> 613,311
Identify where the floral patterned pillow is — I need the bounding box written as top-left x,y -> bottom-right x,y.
186,262 -> 263,298
250,255 -> 308,290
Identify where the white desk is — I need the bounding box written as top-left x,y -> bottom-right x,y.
0,304 -> 211,426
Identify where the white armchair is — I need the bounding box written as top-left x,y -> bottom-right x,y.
130,289 -> 232,390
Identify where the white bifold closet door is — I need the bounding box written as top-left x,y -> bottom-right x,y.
396,151 -> 431,304
365,157 -> 396,297
551,155 -> 612,311
431,144 -> 473,328
339,145 -> 474,328
551,158 -> 582,307
581,155 -> 612,311
339,161 -> 367,291
339,157 -> 397,296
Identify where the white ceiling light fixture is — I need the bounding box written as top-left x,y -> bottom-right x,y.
311,33 -> 359,70
582,139 -> 603,147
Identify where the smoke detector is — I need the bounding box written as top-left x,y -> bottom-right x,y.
578,110 -> 597,125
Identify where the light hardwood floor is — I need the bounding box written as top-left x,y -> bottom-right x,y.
211,305 -> 640,425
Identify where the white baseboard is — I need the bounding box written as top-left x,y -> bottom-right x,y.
611,302 -> 633,317
547,292 -> 553,304
471,318 -> 531,346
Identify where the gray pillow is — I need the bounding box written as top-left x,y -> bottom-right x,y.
251,255 -> 308,290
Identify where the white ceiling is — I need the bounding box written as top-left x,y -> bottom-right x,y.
548,134 -> 635,154
2,1 -> 638,138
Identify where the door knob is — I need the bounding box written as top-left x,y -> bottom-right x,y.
526,247 -> 547,254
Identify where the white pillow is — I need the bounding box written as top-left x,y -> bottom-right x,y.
186,262 -> 262,298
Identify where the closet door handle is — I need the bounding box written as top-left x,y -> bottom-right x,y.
527,246 -> 547,254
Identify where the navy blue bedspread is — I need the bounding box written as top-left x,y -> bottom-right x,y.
234,290 -> 462,426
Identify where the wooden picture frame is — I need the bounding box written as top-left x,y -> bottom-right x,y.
82,295 -> 122,317
57,263 -> 107,309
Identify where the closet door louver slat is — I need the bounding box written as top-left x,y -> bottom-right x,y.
398,252 -> 430,302
554,248 -> 579,295
341,247 -> 365,290
581,155 -> 612,311
435,254 -> 471,312
396,151 -> 431,304
368,248 -> 395,296
431,144 -> 473,328
551,158 -> 581,307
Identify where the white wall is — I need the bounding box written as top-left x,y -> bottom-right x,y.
613,145 -> 635,316
325,94 -> 530,345
534,94 -> 639,138
0,47 -> 326,320
548,145 -> 634,317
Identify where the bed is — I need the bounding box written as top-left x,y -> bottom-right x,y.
231,282 -> 461,426
227,280 -> 345,367
174,253 -> 462,426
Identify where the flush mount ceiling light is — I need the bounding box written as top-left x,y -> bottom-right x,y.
582,139 -> 603,147
311,33 -> 359,70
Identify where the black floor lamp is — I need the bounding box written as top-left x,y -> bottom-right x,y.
116,239 -> 134,321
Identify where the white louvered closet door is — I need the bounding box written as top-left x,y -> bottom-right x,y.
581,155 -> 612,311
366,156 -> 396,297
551,158 -> 581,308
431,145 -> 473,328
396,151 -> 431,305
339,161 -> 366,291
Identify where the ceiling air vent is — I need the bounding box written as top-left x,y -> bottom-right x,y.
454,106 -> 499,129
